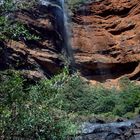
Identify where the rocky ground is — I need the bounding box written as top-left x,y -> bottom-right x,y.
73,117 -> 140,140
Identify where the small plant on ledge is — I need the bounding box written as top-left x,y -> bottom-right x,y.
0,0 -> 40,42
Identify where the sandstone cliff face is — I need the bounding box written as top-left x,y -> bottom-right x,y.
72,0 -> 140,82
0,5 -> 63,79
1,0 -> 140,82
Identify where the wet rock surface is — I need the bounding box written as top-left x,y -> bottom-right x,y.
72,117 -> 140,140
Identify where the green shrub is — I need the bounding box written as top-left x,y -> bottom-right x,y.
1,70 -> 140,139
0,70 -> 76,140
0,16 -> 39,41
0,0 -> 40,41
29,72 -> 140,119
113,78 -> 140,116
53,74 -> 140,119
0,0 -> 38,13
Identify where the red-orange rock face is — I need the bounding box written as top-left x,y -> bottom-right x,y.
1,0 -> 140,82
0,6 -> 63,79
72,0 -> 140,81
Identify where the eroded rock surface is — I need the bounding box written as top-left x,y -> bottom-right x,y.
72,0 -> 140,82
0,0 -> 140,82
0,4 -> 64,78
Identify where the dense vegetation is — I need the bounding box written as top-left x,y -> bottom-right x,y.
0,70 -> 77,140
1,70 -> 140,139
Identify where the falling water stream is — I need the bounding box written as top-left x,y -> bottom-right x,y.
61,0 -> 75,69
39,0 -> 75,70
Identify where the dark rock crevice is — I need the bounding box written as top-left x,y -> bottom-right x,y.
130,72 -> 140,81
75,1 -> 136,18
109,24 -> 135,35
97,6 -> 135,18
79,62 -> 139,82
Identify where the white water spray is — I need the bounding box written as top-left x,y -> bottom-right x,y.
39,0 -> 75,70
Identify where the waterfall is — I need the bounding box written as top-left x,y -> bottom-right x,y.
39,0 -> 75,71
60,0 -> 75,70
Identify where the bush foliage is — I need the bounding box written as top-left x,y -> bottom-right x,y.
0,0 -> 39,41
0,70 -> 140,139
0,70 -> 76,140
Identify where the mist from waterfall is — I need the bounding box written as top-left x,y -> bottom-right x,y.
39,0 -> 75,70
